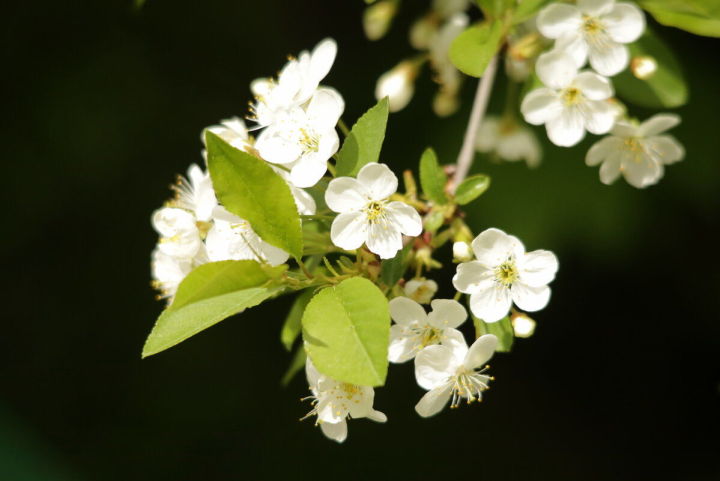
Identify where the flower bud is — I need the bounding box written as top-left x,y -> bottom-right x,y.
631,55 -> 657,80
511,313 -> 536,338
363,0 -> 398,41
452,241 -> 472,262
375,60 -> 419,112
404,278 -> 438,304
409,14 -> 438,50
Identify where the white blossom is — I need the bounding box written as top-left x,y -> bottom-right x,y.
303,360 -> 387,443
404,278 -> 438,304
150,248 -> 194,300
152,207 -> 203,259
586,113 -> 685,188
255,87 -> 344,188
375,60 -> 418,113
453,241 -> 473,262
453,228 -> 558,323
521,50 -> 616,147
205,117 -> 253,152
476,116 -> 542,168
389,297 -> 467,363
205,206 -> 289,266
414,334 -> 497,417
171,163 -> 218,222
325,163 -> 423,259
537,0 -> 645,76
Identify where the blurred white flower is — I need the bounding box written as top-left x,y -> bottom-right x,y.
511,313 -> 537,338
453,228 -> 558,323
586,113 -> 685,188
325,163 -> 422,259
414,334 -> 497,417
375,60 -> 418,113
429,13 -> 468,117
404,278 -> 438,304
521,50 -> 616,147
152,207 -> 203,259
363,0 -> 398,41
476,116 -> 542,168
537,0 -> 645,76
453,241 -> 473,262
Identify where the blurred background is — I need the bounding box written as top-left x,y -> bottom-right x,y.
2,0 -> 719,479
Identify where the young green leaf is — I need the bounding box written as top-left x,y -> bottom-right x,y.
613,29 -> 688,108
419,147 -> 448,205
449,21 -> 504,77
640,0 -> 720,38
473,315 -> 514,352
280,346 -> 307,386
512,0 -> 551,24
380,242 -> 413,287
301,277 -> 390,386
280,289 -> 315,351
205,131 -> 303,259
454,174 -> 490,205
143,260 -> 285,357
476,0 -> 513,18
335,98 -> 389,177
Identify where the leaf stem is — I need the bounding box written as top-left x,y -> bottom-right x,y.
338,118 -> 351,137
451,55 -> 499,192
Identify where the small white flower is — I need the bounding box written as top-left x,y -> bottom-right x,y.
404,278 -> 439,304
150,248 -> 194,300
205,117 -> 253,152
476,116 -> 542,168
521,50 -> 616,147
375,60 -> 418,113
586,113 -> 685,188
389,297 -> 467,363
255,88 -> 344,188
453,241 -> 473,262
414,334 -> 497,417
303,360 -> 387,443
453,228 -> 558,323
251,38 -> 337,126
537,0 -> 645,76
152,207 -> 203,259
325,163 -> 423,259
171,163 -> 218,222
205,206 -> 289,266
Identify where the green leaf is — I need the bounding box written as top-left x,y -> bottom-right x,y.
449,21 -> 504,77
281,346 -> 307,386
512,0 -> 551,24
640,0 -> 720,37
613,29 -> 688,108
143,260 -> 284,357
476,0 -> 513,18
335,98 -> 389,177
301,277 -> 390,386
205,131 -> 303,259
454,174 -> 491,205
419,147 -> 448,205
280,289 -> 315,351
423,210 -> 445,233
380,242 -> 413,287
472,315 -> 514,353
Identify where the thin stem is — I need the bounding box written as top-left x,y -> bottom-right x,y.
338,118 -> 351,137
451,55 -> 499,192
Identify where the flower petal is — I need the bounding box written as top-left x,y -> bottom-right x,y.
519,250 -> 559,287
554,31 -> 589,68
574,71 -> 613,100
521,88 -> 563,126
389,324 -> 421,363
289,184 -> 317,215
604,3 -> 645,44
366,221 -> 402,259
638,114 -> 680,137
386,201 -> 422,237
536,50 -> 579,89
428,299 -> 467,329
289,155 -> 329,188
583,100 -> 616,135
511,283 -> 551,312
414,345 -> 458,390
320,420 -> 347,443
255,129 -> 302,165
469,284 -> 513,323
389,296 -> 427,326
537,3 -> 582,39
415,383 -> 453,418
306,87 -> 345,131
471,228 -> 526,267
586,136 -> 622,166
588,42 -> 629,76
547,108 -> 585,147
325,177 -> 367,213
646,135 -> 685,164
622,153 -> 662,188
599,155 -> 622,184
366,409 -> 387,423
357,163 -> 398,200
257,239 -> 290,266
310,38 -> 337,83
578,0 -> 614,16
452,261 -> 493,294
330,211 -> 367,250
463,334 -> 498,370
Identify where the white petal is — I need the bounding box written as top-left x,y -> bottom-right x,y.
325,177 -> 367,213
599,155 -> 622,184
536,50 -> 579,89
305,359 -> 321,388
588,42 -> 629,76
554,31 -> 589,68
257,239 -> 290,266
638,114 -> 680,137
440,327 -> 466,349
415,383 -> 453,418
289,155 -> 328,188
414,345 -> 457,390
366,409 -> 387,423
578,0 -> 614,16
330,211 -> 367,250
471,228 -> 525,268
389,324 -> 421,363
537,3 -> 582,39
583,100 -> 616,135
511,283 -> 551,312
366,221 -> 402,259
320,420 -> 347,443
428,299 -> 467,329
604,3 -> 646,43
306,87 -> 344,131
463,334 -> 498,370
469,284 -> 513,323
289,185 -> 317,215
519,250 -> 559,287
611,120 -> 639,137
521,88 -> 563,126
389,297 -> 427,326
646,135 -> 685,164
357,163 -> 398,200
310,38 -> 337,83
622,153 -> 662,188
586,136 -> 622,166
386,201 -> 422,236
255,130 -> 302,165
547,108 -> 585,147
574,71 -> 613,100
452,261 -> 493,294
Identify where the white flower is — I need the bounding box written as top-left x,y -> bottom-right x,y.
255,87 -> 344,188
476,116 -> 542,168
150,248 -> 194,300
375,60 -> 418,113
537,0 -> 645,76
325,163 -> 423,259
250,38 -> 337,127
389,297 -> 467,363
152,207 -> 203,259
414,334 -> 497,417
303,360 -> 387,443
521,50 -> 616,147
453,228 -> 558,323
511,313 -> 537,338
205,117 -> 253,152
171,163 -> 218,222
453,241 -> 473,262
205,206 -> 289,266
586,113 -> 685,188
404,278 -> 438,304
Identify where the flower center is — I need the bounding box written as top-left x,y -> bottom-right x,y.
364,200 -> 388,224
449,367 -> 492,408
623,137 -> 646,163
419,327 -> 442,348
299,127 -> 320,153
495,259 -> 519,287
582,15 -> 604,35
561,87 -> 583,106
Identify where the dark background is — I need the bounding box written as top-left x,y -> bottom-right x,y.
2,1 -> 719,480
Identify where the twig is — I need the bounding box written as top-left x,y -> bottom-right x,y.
451,55 -> 499,192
